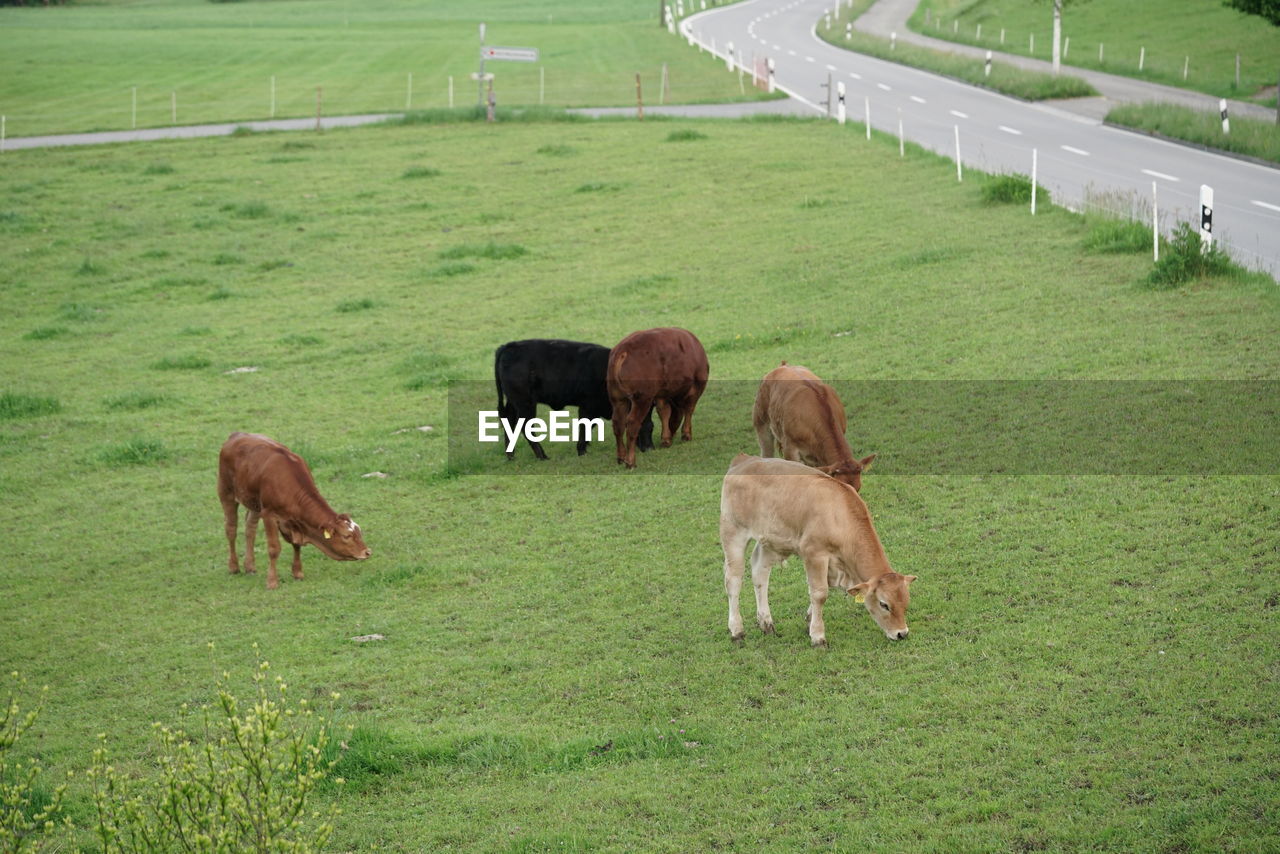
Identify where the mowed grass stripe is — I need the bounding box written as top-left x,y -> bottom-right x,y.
0,116 -> 1276,852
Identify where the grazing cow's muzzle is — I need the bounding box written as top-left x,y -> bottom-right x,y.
887,626 -> 909,641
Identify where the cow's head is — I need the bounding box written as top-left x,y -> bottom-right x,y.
849,571 -> 915,640
313,514 -> 371,561
819,453 -> 876,492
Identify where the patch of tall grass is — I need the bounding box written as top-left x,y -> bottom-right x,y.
1105,103 -> 1280,165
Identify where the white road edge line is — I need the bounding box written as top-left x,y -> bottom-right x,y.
1252,200 -> 1280,213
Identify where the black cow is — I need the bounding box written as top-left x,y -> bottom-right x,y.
494,339 -> 654,460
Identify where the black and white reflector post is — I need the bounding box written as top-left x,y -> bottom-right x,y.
837,81 -> 846,124
1220,99 -> 1230,135
1199,185 -> 1214,251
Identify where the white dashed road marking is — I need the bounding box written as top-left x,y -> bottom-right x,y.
910,96 -> 926,104
950,109 -> 969,119
998,125 -> 1022,135
877,83 -> 891,91
1061,145 -> 1090,156
1142,169 -> 1180,182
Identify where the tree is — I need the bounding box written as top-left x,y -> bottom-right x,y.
1225,0 -> 1280,26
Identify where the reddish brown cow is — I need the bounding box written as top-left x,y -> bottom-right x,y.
752,362 -> 875,491
217,432 -> 370,589
607,327 -> 709,469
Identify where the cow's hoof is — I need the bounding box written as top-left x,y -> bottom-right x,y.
810,637 -> 827,648
729,631 -> 745,644
660,439 -> 673,448
267,581 -> 280,591
759,621 -> 776,635
244,568 -> 256,575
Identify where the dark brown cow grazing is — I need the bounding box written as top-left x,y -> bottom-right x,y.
607,327 -> 709,469
217,432 -> 370,589
752,362 -> 875,491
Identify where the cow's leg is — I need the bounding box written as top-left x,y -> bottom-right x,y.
637,404 -> 656,452
750,543 -> 786,634
612,400 -> 628,465
721,524 -> 751,642
802,552 -> 832,647
508,394 -> 546,460
242,509 -> 260,575
624,396 -> 652,468
290,543 -> 304,580
262,516 -> 283,590
678,385 -> 703,442
221,496 -> 240,574
655,399 -> 674,447
755,421 -> 776,458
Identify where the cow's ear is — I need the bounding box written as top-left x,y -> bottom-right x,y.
859,453 -> 876,471
848,581 -> 872,603
903,574 -> 917,585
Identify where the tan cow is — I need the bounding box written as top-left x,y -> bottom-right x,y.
720,454 -> 915,646
753,362 -> 875,491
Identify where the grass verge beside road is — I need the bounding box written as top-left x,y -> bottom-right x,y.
1105,102 -> 1280,167
819,2 -> 1096,101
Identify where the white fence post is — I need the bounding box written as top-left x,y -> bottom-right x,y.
954,125 -> 962,181
1152,181 -> 1159,263
1031,148 -> 1038,215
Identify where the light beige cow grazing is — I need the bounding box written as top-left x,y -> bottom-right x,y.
752,362 -> 875,492
720,454 -> 915,646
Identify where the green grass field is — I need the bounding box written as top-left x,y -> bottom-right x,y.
912,0 -> 1280,105
0,0 -> 758,137
2,111 -> 1279,852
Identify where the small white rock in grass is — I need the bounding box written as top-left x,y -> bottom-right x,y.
392,425 -> 435,434
361,471 -> 388,479
225,366 -> 260,374
350,634 -> 385,643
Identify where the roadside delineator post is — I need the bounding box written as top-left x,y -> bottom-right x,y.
1199,185 -> 1214,252
767,57 -> 775,94
985,50 -> 992,78
837,81 -> 846,125
1220,99 -> 1230,135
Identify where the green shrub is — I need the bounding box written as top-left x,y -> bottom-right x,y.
22,327 -> 70,341
666,129 -> 707,142
152,354 -> 210,370
89,652 -> 338,854
96,437 -> 170,466
437,242 -> 528,261
401,166 -> 441,179
0,392 -> 61,421
336,297 -> 376,313
1,674 -> 69,854
1083,217 -> 1152,254
981,173 -> 1049,206
1147,222 -> 1240,288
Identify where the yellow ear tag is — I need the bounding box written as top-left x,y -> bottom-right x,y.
323,529 -> 332,539
853,593 -> 865,603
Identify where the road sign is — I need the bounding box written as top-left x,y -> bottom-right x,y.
480,46 -> 539,62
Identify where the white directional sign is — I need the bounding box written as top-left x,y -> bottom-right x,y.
480,46 -> 539,62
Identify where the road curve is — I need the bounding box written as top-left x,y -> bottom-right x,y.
681,0 -> 1280,277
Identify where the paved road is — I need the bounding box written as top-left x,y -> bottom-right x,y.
681,0 -> 1280,276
